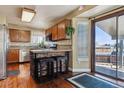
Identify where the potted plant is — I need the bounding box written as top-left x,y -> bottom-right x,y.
65,25 -> 75,39
38,41 -> 45,48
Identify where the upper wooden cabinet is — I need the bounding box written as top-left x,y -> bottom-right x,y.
9,29 -> 31,42
9,29 -> 19,42
58,20 -> 68,40
18,30 -> 31,42
46,19 -> 71,41
52,25 -> 58,40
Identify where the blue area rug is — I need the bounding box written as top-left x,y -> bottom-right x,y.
67,73 -> 121,88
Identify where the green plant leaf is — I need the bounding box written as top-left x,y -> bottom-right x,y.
66,26 -> 75,38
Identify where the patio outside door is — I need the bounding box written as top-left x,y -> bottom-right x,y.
94,12 -> 124,80
95,17 -> 117,78
117,14 -> 124,80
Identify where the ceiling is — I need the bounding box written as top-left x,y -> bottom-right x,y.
0,5 -> 79,29
77,5 -> 122,18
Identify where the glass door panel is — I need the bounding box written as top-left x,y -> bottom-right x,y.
117,15 -> 124,80
95,17 -> 117,78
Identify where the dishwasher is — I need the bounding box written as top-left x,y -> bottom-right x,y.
19,49 -> 30,63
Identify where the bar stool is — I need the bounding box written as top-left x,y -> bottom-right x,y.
37,57 -> 57,82
56,56 -> 68,74
50,56 -> 59,77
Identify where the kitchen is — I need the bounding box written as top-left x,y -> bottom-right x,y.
0,5 -> 123,88
7,19 -> 73,83
0,5 -> 76,87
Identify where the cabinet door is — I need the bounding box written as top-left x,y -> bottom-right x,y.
9,29 -> 19,42
19,31 -> 31,42
57,20 -> 71,40
52,25 -> 58,41
57,21 -> 66,40
7,49 -> 19,63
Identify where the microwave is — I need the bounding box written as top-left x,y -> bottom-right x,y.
46,33 -> 52,41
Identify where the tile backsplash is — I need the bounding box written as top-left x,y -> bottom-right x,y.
56,40 -> 72,50
56,39 -> 72,45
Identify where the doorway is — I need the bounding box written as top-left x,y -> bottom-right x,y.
91,9 -> 124,80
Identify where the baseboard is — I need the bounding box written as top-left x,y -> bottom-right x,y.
72,68 -> 91,72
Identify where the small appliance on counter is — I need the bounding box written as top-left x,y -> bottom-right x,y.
44,41 -> 57,50
46,33 -> 52,41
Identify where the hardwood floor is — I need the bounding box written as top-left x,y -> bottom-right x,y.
0,63 -> 74,88
0,63 -> 124,88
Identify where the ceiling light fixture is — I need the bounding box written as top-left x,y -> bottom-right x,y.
21,8 -> 36,22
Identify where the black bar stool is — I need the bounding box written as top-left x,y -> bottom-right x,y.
37,57 -> 57,82
56,56 -> 67,74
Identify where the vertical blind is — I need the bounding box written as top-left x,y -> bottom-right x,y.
77,22 -> 89,59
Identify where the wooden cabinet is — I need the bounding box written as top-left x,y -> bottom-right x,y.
9,29 -> 31,42
51,25 -> 58,40
58,20 -> 71,40
7,49 -> 19,63
19,30 -> 31,42
9,29 -> 19,42
57,21 -> 66,40
46,19 -> 71,41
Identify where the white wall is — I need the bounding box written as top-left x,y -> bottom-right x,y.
0,16 -> 7,25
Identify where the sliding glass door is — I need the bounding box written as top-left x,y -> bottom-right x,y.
117,14 -> 124,80
94,12 -> 124,80
95,17 -> 117,78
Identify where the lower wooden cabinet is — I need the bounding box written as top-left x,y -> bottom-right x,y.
7,49 -> 19,63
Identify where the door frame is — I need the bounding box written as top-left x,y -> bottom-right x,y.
91,8 -> 124,80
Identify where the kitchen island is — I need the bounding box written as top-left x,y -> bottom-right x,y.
30,49 -> 71,83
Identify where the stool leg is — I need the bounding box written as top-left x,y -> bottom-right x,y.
47,62 -> 50,79
60,60 -> 62,73
51,61 -> 54,78
56,60 -> 58,77
38,62 -> 41,82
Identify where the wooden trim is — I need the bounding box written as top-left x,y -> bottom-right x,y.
115,16 -> 119,78
23,8 -> 36,13
91,20 -> 95,72
93,7 -> 124,22
21,8 -> 36,22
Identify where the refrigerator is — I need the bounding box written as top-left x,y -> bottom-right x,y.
0,24 -> 7,80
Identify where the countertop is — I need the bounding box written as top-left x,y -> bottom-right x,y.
30,49 -> 72,53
